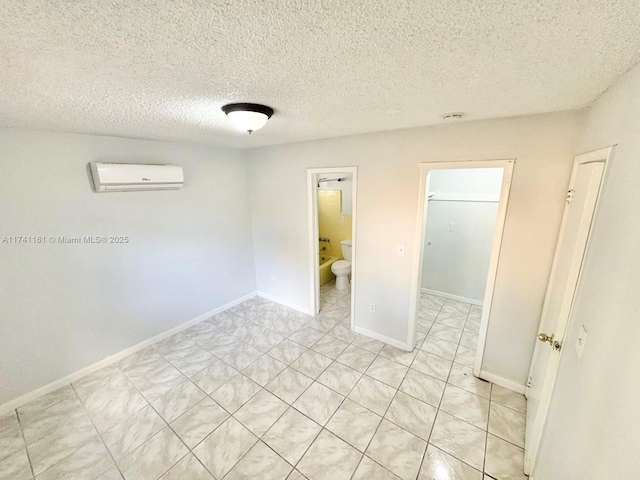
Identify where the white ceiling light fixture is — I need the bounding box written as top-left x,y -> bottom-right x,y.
221,103 -> 274,134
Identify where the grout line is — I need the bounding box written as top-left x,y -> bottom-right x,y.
14,409 -> 35,479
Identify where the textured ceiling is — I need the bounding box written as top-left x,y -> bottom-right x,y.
1,1 -> 639,148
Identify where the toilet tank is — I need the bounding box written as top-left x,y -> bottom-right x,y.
340,240 -> 352,261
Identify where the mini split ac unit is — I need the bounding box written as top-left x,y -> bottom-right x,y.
90,162 -> 184,192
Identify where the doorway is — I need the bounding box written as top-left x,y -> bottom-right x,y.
409,160 -> 514,378
307,167 -> 357,328
524,147 -> 612,475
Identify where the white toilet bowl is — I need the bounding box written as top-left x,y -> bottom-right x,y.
331,259 -> 351,290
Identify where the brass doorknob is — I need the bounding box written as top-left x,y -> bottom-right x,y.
537,333 -> 554,344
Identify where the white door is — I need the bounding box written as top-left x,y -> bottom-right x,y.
524,148 -> 611,474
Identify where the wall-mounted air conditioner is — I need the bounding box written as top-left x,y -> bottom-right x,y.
90,162 -> 184,192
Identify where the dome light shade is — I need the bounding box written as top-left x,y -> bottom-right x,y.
222,103 -> 274,133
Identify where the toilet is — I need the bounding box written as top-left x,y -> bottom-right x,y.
331,240 -> 352,290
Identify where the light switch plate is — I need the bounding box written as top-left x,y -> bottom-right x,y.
575,324 -> 587,358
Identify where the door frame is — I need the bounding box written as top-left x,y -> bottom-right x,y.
525,146 -> 614,475
307,167 -> 358,327
408,159 -> 515,378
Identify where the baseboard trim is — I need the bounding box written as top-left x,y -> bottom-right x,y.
421,288 -> 483,306
353,325 -> 409,351
479,369 -> 526,394
0,291 -> 258,416
256,291 -> 315,316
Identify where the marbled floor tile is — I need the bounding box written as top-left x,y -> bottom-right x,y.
183,320 -> 218,339
262,408 -> 322,465
28,414 -> 98,476
17,385 -> 76,417
129,365 -> 187,403
85,381 -> 149,434
417,306 -> 439,322
0,411 -> 18,434
170,397 -> 229,449
36,437 -> 113,480
347,376 -> 396,416
286,470 -> 307,480
439,384 -> 490,430
351,335 -> 386,354
0,448 -> 32,480
119,349 -> 171,378
20,394 -> 88,444
118,427 -> 188,480
211,375 -> 261,413
378,345 -> 418,367
429,412 -> 486,472
420,294 -> 446,310
268,339 -> 307,365
288,327 -> 325,348
243,355 -> 287,387
442,299 -> 472,315
0,424 -> 24,461
419,444 -> 482,480
366,356 -> 408,389
420,336 -> 458,361
197,333 -> 242,357
164,345 -> 217,378
248,329 -> 286,353
159,453 -> 213,480
154,333 -> 198,356
428,324 -> 464,344
297,429 -> 362,480
290,350 -> 333,379
265,367 -> 313,405
416,317 -> 434,334
225,441 -> 293,480
95,466 -> 124,480
385,391 -> 437,441
454,345 -> 476,368
325,399 -> 381,452
72,364 -> 122,396
103,405 -> 166,461
352,456 -> 401,480
311,335 -> 349,359
234,389 -> 288,437
491,385 -> 526,414
399,369 -> 446,408
222,343 -> 265,371
411,351 -> 453,382
193,417 -> 258,480
317,361 -> 362,396
488,402 -> 526,448
335,345 -> 377,373
292,382 -> 344,426
447,364 -> 491,399
151,380 -> 206,423
270,317 -> 307,337
366,419 -> 427,480
191,360 -> 239,395
327,323 -> 358,344
459,331 -> 479,350
484,434 -> 527,480
434,311 -> 467,330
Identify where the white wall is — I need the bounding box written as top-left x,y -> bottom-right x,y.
318,173 -> 353,213
247,111 -> 583,386
0,128 -> 256,405
533,64 -> 640,479
421,168 -> 503,302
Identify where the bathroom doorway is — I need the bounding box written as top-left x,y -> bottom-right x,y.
307,167 -> 357,328
409,160 -> 514,378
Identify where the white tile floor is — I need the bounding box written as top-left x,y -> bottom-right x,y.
0,283 -> 528,480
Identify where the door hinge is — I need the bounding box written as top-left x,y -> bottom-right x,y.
566,189 -> 575,204
526,376 -> 532,388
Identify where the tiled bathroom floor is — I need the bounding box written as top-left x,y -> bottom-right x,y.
0,285 -> 527,480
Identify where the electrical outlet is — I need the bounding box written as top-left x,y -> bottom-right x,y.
369,303 -> 375,312
575,324 -> 587,358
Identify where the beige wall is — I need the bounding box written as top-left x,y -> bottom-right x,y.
534,64 -> 640,478
248,111 -> 583,387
